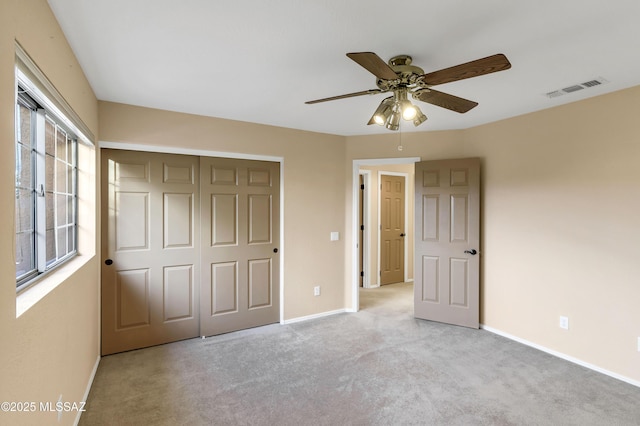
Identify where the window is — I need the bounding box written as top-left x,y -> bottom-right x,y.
13,43 -> 96,313
15,87 -> 78,289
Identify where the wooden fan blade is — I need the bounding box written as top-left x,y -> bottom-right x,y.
414,88 -> 478,113
421,53 -> 511,86
346,52 -> 399,80
305,89 -> 383,104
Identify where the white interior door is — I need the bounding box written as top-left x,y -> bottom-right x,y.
101,149 -> 200,355
414,158 -> 480,328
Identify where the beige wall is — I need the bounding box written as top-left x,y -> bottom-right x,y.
0,1 -> 100,425
346,87 -> 640,383
462,86 -> 640,384
98,102 -> 347,320
359,164 -> 415,285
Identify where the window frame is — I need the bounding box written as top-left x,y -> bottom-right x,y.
15,92 -> 38,284
15,84 -> 80,291
13,42 -> 96,315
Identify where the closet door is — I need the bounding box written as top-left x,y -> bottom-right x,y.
101,149 -> 200,355
200,157 -> 280,336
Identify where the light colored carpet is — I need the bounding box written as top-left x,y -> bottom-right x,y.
80,282 -> 640,425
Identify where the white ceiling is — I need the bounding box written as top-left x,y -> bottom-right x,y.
47,0 -> 640,136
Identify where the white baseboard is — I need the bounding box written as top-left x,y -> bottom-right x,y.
283,309 -> 347,325
480,324 -> 639,388
74,355 -> 100,426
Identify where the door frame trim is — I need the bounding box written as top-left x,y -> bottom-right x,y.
99,141 -> 286,324
377,171 -> 409,287
358,170 -> 371,289
350,157 -> 421,312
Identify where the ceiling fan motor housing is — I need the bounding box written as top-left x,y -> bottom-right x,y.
376,55 -> 426,91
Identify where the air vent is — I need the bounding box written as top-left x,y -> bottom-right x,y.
562,85 -> 584,93
545,90 -> 564,98
581,79 -> 602,88
544,77 -> 609,99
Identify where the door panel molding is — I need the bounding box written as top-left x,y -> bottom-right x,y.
102,148 -> 284,354
414,158 -> 480,329
102,149 -> 201,355
163,193 -> 194,248
101,141 -> 286,324
209,261 -> 238,316
163,264 -> 194,322
378,171 -> 408,286
199,157 -> 280,336
115,268 -> 151,330
115,192 -> 149,251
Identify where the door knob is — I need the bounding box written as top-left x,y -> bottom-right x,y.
400,233 -> 405,237
273,248 -> 278,253
105,259 -> 113,265
464,249 -> 477,255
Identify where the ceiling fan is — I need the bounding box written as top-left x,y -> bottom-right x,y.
305,52 -> 511,130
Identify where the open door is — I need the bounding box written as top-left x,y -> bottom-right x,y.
414,158 -> 480,328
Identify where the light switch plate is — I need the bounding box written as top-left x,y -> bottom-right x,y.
330,232 -> 339,241
559,316 -> 569,330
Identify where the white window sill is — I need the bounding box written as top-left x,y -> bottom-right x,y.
16,254 -> 93,318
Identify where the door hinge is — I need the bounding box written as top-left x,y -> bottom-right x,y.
379,270 -> 382,276
360,271 -> 364,277
360,184 -> 364,190
360,225 -> 364,231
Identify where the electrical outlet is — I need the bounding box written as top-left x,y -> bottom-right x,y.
313,286 -> 320,296
559,316 -> 569,330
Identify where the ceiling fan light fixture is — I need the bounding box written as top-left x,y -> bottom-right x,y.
394,88 -> 417,121
369,97 -> 394,126
412,106 -> 427,127
400,101 -> 417,120
385,110 -> 401,131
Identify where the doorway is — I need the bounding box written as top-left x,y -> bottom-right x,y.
352,159 -> 417,303
351,157 -> 481,330
357,171 -> 371,288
